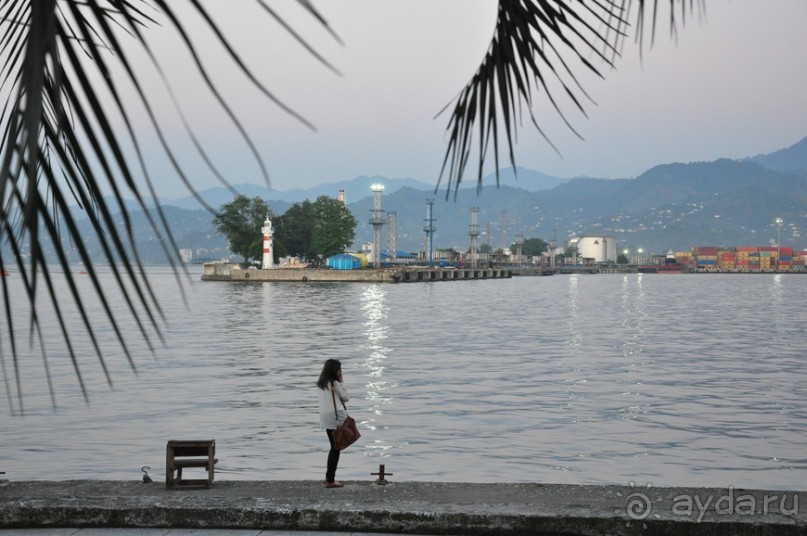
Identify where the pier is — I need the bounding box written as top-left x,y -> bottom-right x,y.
201,263 -> 512,283
1,480 -> 804,535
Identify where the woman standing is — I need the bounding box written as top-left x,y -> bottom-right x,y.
317,359 -> 349,488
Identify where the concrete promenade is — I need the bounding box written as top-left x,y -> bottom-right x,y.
1,480 -> 805,535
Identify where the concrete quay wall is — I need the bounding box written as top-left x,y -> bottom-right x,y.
201,263 -> 511,283
1,480 -> 805,535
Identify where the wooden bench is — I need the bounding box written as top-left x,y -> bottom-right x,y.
165,439 -> 217,489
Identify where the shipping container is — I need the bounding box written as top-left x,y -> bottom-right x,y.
759,247 -> 777,252
697,259 -> 717,265
737,246 -> 758,252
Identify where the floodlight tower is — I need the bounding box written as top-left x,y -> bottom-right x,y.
776,217 -> 783,269
386,211 -> 398,264
424,198 -> 436,265
469,207 -> 479,268
369,184 -> 386,268
499,210 -> 507,250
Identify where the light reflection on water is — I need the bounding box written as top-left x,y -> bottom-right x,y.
1,268 -> 805,489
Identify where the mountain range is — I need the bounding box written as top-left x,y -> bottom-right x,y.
20,136 -> 807,264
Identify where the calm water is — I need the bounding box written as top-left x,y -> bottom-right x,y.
1,267 -> 805,489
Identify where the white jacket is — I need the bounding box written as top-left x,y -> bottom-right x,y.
318,381 -> 350,430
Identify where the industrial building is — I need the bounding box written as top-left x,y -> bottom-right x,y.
568,235 -> 617,264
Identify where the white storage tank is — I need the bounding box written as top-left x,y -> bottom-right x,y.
572,235 -> 617,263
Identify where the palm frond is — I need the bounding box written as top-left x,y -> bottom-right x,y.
0,0 -> 337,414
438,0 -> 705,195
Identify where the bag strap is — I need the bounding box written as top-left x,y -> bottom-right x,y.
331,383 -> 349,420
331,386 -> 339,420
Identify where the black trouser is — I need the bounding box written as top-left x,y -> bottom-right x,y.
325,429 -> 340,483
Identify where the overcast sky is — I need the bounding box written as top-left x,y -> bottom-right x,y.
124,0 -> 807,199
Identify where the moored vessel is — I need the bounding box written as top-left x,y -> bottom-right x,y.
638,251 -> 689,274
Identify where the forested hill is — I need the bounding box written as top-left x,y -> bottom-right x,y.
10,137 -> 805,264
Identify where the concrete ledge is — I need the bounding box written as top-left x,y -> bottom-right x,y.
1,481 -> 805,535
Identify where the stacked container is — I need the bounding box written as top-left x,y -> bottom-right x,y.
695,246 -> 718,269
795,251 -> 807,270
675,251 -> 695,267
735,246 -> 757,270
718,250 -> 737,270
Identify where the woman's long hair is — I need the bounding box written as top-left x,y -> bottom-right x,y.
317,359 -> 342,389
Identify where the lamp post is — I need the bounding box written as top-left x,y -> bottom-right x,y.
775,217 -> 783,270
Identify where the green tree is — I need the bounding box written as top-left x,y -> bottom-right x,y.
518,237 -> 548,256
311,196 -> 357,260
276,196 -> 357,263
617,254 -> 629,264
478,243 -> 493,254
212,196 -> 272,264
275,200 -> 316,260
0,1 -> 701,409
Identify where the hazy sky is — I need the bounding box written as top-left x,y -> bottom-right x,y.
122,1 -> 807,199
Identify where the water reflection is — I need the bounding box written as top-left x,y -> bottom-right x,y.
360,285 -> 394,444
617,274 -> 647,421
768,274 -> 785,347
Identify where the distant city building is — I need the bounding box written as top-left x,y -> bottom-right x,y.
179,248 -> 193,263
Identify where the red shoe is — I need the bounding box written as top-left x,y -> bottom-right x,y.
324,481 -> 344,488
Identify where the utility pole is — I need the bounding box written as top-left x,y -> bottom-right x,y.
424,198 -> 436,265
386,211 -> 397,265
550,229 -> 557,268
514,233 -> 524,264
469,207 -> 479,268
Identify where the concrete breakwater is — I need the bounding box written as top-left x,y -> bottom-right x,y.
0,480 -> 804,535
202,263 -> 512,283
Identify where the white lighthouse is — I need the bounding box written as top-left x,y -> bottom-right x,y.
261,216 -> 274,269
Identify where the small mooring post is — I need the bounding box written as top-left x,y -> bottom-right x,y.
371,464 -> 393,484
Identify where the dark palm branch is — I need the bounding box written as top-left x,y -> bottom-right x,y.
0,0 -> 336,414
436,0 -> 704,195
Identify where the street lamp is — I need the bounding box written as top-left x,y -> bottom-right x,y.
775,217 -> 783,270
